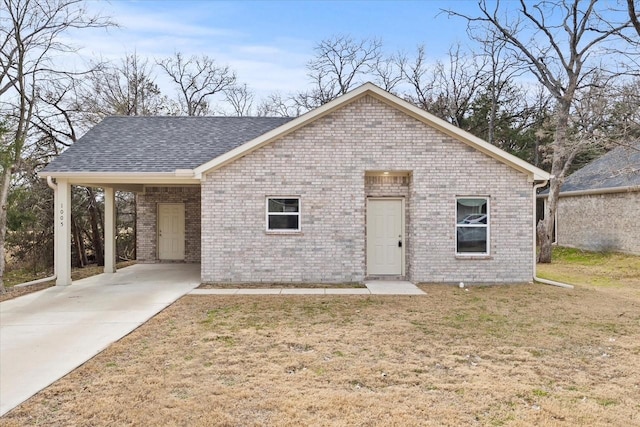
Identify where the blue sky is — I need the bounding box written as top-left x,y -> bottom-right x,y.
74,0 -> 485,96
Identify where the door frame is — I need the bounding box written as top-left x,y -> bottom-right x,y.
366,197 -> 405,276
157,202 -> 186,261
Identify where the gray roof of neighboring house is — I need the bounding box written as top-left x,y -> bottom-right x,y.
559,141 -> 640,193
42,116 -> 294,173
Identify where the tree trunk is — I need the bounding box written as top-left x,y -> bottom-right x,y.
0,167 -> 12,294
80,231 -> 89,266
71,215 -> 80,268
537,99 -> 571,263
71,214 -> 87,268
538,182 -> 558,263
86,187 -> 104,266
488,80 -> 497,145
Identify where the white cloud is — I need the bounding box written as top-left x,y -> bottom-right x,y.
115,12 -> 240,39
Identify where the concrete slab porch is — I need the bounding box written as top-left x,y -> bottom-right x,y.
190,281 -> 425,296
364,281 -> 426,295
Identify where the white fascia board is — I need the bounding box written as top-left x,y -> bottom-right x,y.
175,169 -> 196,177
40,171 -> 200,185
538,185 -> 640,198
194,82 -> 551,182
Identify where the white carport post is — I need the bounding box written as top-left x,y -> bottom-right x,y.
55,178 -> 72,286
104,186 -> 116,274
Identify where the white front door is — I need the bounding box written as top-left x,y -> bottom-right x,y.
367,199 -> 403,275
158,203 -> 185,260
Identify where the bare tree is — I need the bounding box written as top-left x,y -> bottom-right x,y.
30,79 -> 106,270
399,45 -> 438,112
223,83 -> 254,116
157,52 -> 236,116
371,54 -> 403,93
614,77 -> 640,140
31,78 -> 84,159
297,35 -> 382,109
401,44 -> 490,127
31,53 -> 171,271
573,74 -> 640,150
256,92 -> 302,117
30,52 -> 171,168
475,29 -> 524,144
88,53 -> 173,119
447,0 -> 633,263
628,0 -> 640,37
434,44 -> 490,127
0,0 -> 111,292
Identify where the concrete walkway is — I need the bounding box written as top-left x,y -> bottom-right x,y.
190,280 -> 426,296
0,263 -> 200,417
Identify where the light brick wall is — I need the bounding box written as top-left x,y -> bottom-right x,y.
136,186 -> 201,263
202,95 -> 534,283
557,192 -> 640,255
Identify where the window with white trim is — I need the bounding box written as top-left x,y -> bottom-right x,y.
456,197 -> 489,255
266,197 -> 300,231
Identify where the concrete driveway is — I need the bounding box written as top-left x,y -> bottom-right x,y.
0,263 -> 200,416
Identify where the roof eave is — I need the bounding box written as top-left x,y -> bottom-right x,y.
538,184 -> 640,198
40,171 -> 199,185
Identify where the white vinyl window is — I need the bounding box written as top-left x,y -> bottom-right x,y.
266,197 -> 300,232
456,197 -> 489,255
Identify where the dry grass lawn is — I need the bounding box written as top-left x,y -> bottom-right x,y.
537,247 -> 640,298
3,270 -> 640,426
2,248 -> 639,425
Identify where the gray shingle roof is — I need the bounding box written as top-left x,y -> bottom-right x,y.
560,141 -> 640,193
43,116 -> 294,173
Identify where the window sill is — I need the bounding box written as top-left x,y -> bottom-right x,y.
455,254 -> 493,260
265,230 -> 303,236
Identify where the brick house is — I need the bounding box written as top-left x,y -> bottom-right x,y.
42,83 -> 550,286
547,142 -> 640,255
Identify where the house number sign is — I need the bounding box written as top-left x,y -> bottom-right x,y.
60,204 -> 64,227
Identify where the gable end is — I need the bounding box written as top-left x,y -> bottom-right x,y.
194,83 -> 550,182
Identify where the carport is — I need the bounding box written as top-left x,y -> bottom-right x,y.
40,116 -> 293,286
46,174 -> 200,286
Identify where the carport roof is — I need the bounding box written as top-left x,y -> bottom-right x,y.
42,116 -> 294,173
559,141 -> 640,193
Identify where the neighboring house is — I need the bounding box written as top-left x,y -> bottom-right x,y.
41,83 -> 550,286
549,142 -> 640,254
